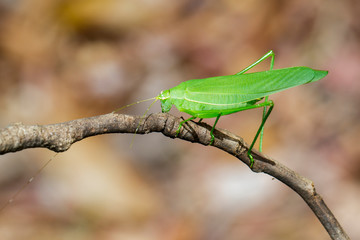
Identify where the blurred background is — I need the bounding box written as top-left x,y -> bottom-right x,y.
0,0 -> 359,239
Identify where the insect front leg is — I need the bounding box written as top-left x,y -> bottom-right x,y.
175,116 -> 196,137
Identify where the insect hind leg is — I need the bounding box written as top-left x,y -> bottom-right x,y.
235,50 -> 275,75
259,51 -> 274,151
248,101 -> 274,168
234,50 -> 276,152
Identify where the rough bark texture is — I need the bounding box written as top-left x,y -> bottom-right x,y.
0,112 -> 350,240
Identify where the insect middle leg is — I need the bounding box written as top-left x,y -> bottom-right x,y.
209,113 -> 222,145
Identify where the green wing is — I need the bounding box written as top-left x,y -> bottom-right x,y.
182,67 -> 327,105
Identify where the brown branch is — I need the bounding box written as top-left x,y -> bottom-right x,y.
0,112 -> 350,240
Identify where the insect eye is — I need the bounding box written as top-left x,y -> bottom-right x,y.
158,90 -> 170,100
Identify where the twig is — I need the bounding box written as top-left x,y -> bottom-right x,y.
0,112 -> 350,240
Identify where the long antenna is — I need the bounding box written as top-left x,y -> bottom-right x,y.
112,97 -> 157,113
130,98 -> 159,147
0,153 -> 58,212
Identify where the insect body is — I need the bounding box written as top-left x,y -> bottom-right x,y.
154,51 -> 328,167
157,67 -> 327,117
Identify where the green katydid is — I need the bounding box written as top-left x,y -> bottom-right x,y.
123,50 -> 328,167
